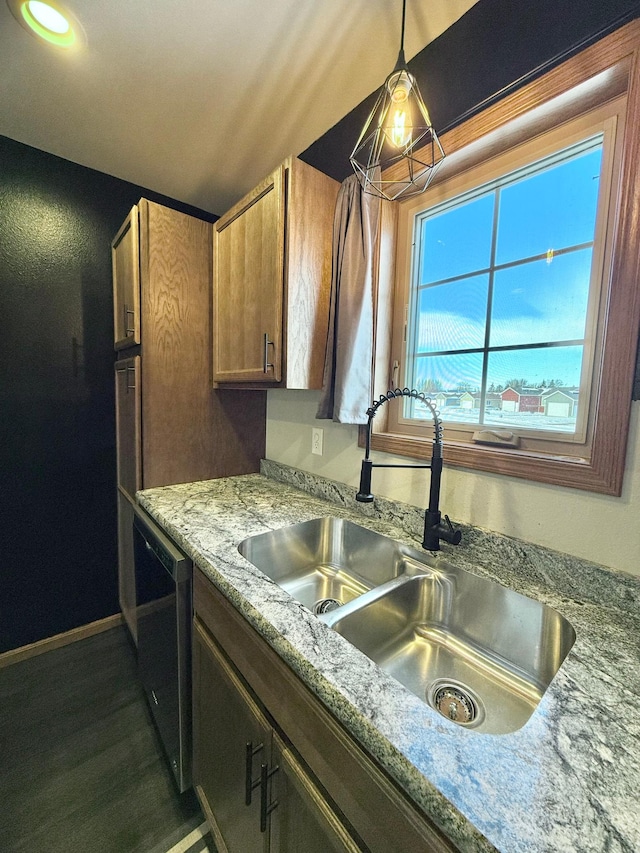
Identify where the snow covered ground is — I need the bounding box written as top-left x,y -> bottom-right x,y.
413,403 -> 577,433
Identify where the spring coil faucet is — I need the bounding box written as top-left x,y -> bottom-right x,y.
356,388 -> 461,551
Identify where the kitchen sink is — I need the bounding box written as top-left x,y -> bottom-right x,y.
239,517 -> 575,733
321,564 -> 576,734
238,517 -> 418,615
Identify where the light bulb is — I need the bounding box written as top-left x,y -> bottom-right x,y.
391,109 -> 411,148
7,0 -> 81,47
385,68 -> 414,148
26,1 -> 70,34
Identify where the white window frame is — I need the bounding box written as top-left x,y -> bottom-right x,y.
394,104 -> 620,447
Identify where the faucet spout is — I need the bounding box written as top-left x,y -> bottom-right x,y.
355,388 -> 461,551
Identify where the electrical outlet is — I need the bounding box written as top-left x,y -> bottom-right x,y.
311,427 -> 324,456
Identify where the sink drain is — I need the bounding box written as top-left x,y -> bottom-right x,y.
312,597 -> 343,615
427,679 -> 485,727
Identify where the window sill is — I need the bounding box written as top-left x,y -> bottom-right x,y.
364,429 -> 622,495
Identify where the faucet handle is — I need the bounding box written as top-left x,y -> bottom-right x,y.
443,515 -> 462,545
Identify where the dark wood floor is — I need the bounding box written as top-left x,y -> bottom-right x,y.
0,625 -> 205,852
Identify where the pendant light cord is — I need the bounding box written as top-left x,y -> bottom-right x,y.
400,0 -> 407,53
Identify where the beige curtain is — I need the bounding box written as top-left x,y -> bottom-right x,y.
316,175 -> 380,424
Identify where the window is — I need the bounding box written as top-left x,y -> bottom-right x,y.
402,122 -> 612,445
368,22 -> 640,495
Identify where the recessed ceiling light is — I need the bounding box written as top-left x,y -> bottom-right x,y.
7,0 -> 85,48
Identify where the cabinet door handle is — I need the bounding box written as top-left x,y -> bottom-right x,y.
126,366 -> 136,392
263,333 -> 275,374
124,303 -> 135,335
245,741 -> 264,805
259,761 -> 279,832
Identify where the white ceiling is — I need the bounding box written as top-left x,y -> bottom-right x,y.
0,0 -> 479,216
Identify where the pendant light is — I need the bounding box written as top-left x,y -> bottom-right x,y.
350,0 -> 445,201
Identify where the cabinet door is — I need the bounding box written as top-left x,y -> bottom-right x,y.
115,356 -> 141,499
193,619 -> 269,853
112,205 -> 140,349
213,166 -> 285,384
269,732 -> 363,853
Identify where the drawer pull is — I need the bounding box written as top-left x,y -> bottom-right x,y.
259,761 -> 279,832
126,366 -> 136,391
263,333 -> 275,373
245,741 -> 264,805
124,303 -> 136,335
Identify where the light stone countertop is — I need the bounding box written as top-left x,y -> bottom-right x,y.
137,462 -> 640,853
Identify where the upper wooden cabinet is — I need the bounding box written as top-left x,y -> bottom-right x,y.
112,206 -> 141,349
213,157 -> 338,388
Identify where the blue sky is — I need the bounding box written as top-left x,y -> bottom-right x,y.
411,142 -> 602,392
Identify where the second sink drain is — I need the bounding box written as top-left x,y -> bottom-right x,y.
427,679 -> 485,727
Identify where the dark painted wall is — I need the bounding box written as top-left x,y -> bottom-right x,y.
0,135 -> 216,654
301,0 -> 640,182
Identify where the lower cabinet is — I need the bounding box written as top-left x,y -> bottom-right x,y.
192,569 -> 455,853
193,619 -> 361,852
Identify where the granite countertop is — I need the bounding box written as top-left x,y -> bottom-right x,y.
137,463 -> 640,853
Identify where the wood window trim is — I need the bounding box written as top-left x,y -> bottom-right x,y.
365,20 -> 640,496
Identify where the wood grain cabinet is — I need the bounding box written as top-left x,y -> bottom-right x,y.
113,199 -> 266,641
193,620 -> 358,853
213,157 -> 338,388
193,569 -> 456,853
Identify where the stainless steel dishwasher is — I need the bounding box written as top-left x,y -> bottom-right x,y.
133,505 -> 193,792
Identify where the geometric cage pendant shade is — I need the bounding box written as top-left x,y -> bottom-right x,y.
350,1 -> 445,201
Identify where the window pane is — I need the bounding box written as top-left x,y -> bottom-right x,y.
496,146 -> 602,265
419,193 -> 495,284
415,275 -> 489,353
409,353 -> 484,423
485,346 -> 583,433
490,250 -> 592,348
405,134 -> 606,440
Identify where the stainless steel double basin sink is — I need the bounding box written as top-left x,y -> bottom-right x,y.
238,517 -> 575,734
